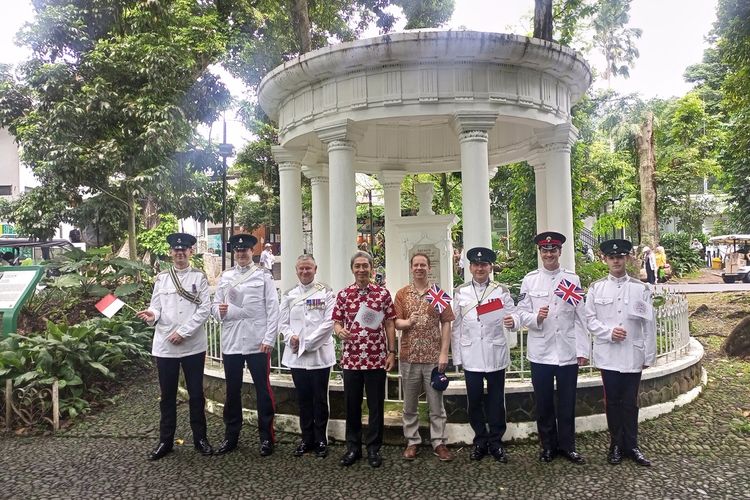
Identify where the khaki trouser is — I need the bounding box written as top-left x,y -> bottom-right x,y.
400,361 -> 447,448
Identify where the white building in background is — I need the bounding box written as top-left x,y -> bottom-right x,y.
0,128 -> 21,200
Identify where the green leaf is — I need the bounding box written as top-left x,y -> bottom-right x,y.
88,284 -> 111,297
88,362 -> 111,377
114,283 -> 141,297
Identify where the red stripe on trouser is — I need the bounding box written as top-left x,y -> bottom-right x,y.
266,352 -> 276,443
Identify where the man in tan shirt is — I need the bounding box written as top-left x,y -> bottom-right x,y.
394,253 -> 454,462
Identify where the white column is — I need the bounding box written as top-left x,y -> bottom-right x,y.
326,140 -> 358,291
278,161 -> 303,291
453,112 -> 497,281
378,170 -> 405,289
530,161 -> 548,269
533,123 -> 579,271
303,166 -> 331,285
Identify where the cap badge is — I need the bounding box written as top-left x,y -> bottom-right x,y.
239,238 -> 243,243
546,236 -> 551,242
477,251 -> 482,257
613,244 -> 618,249
177,238 -> 182,243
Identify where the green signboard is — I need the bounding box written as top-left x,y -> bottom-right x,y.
0,266 -> 44,336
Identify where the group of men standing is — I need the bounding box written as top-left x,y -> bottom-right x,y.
137,229 -> 656,469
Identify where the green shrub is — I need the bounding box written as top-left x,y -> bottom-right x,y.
660,231 -> 704,277
576,259 -> 609,288
0,317 -> 152,420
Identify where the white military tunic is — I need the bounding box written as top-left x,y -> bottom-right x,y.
212,264 -> 280,355
279,281 -> 336,369
585,275 -> 656,373
146,267 -> 211,358
516,267 -> 590,365
451,280 -> 518,372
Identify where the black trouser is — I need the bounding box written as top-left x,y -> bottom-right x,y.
464,369 -> 506,450
601,369 -> 642,450
155,351 -> 207,445
223,352 -> 276,444
530,362 -> 579,452
291,366 -> 331,445
342,369 -> 386,453
646,263 -> 656,285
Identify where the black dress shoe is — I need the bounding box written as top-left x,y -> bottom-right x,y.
539,449 -> 555,463
148,442 -> 173,461
293,442 -> 314,457
469,444 -> 487,461
367,450 -> 383,468
339,449 -> 362,467
215,439 -> 238,455
260,440 -> 274,457
608,445 -> 623,465
489,446 -> 508,463
315,441 -> 328,458
194,438 -> 214,456
557,449 -> 585,465
628,447 -> 652,467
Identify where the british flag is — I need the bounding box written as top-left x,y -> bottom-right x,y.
425,284 -> 452,313
554,278 -> 584,306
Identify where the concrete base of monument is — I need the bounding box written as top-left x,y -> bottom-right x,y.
188,338 -> 704,446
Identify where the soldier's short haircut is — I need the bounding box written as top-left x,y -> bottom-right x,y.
350,251 -> 373,269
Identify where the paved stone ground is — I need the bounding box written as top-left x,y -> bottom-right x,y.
2,323 -> 750,498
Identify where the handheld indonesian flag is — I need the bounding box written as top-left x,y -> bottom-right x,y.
554,278 -> 584,307
425,284 -> 451,313
476,298 -> 504,324
95,294 -> 126,318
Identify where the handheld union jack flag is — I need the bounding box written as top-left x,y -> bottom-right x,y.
425,284 -> 452,313
554,278 -> 584,306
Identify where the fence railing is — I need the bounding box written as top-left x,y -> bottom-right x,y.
205,291 -> 692,402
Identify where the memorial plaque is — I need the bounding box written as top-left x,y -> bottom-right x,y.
409,244 -> 441,285
0,270 -> 38,309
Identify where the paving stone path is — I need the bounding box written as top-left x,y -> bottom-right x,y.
2,336 -> 750,499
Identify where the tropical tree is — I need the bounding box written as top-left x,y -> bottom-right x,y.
0,0 -> 230,255
591,0 -> 642,85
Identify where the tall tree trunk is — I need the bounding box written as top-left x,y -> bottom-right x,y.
533,0 -> 554,41
636,112 -> 658,246
291,0 -> 312,53
127,190 -> 138,260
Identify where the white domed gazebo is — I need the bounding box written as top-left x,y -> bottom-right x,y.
258,31 -> 592,292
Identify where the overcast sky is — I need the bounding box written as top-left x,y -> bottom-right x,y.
2,0 -> 718,179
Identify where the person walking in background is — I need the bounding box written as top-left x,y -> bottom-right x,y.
136,233 -> 214,461
641,246 -> 656,285
655,246 -> 668,283
260,242 -> 275,273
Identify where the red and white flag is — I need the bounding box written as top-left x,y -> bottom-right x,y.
476,298 -> 504,324
95,294 -> 126,318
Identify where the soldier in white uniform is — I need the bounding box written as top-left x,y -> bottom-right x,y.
212,233 -> 280,457
585,238 -> 656,467
452,247 -> 518,463
136,233 -> 214,461
515,231 -> 589,464
279,254 -> 335,458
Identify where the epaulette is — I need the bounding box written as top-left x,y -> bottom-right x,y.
316,281 -> 332,292
455,282 -> 472,291
561,268 -> 577,275
282,286 -> 297,296
628,276 -> 647,286
190,267 -> 207,276
157,269 -> 169,276
490,281 -> 509,293
526,269 -> 540,277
